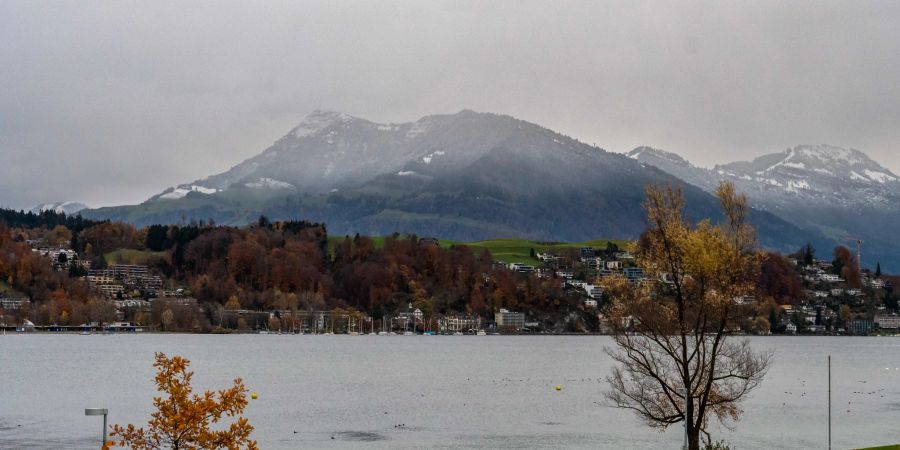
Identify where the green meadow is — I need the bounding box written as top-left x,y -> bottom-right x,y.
327,236 -> 632,264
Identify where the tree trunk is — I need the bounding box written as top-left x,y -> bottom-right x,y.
688,430 -> 701,450
685,398 -> 699,450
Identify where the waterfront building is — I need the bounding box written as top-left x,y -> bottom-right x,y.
875,314 -> 900,330
495,309 -> 525,330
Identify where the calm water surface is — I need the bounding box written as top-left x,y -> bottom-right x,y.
2,335 -> 899,449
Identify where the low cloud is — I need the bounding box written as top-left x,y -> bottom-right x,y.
2,1 -> 898,208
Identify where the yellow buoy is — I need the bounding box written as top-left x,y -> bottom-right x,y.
251,392 -> 258,400
555,385 -> 562,391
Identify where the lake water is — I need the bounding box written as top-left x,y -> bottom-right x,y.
2,334 -> 899,449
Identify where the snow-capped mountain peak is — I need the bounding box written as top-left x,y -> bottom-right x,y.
630,143 -> 900,237
288,109 -> 357,139
30,201 -> 89,215
716,144 -> 898,186
628,146 -> 694,168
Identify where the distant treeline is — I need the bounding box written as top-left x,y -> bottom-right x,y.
3,209 -> 897,334
0,214 -> 584,331
0,207 -> 102,233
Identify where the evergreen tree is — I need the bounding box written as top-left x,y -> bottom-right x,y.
145,224 -> 169,251
875,262 -> 882,278
802,243 -> 815,265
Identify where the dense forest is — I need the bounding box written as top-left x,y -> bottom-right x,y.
0,209 -> 581,331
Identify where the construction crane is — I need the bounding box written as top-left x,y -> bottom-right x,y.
844,237 -> 864,272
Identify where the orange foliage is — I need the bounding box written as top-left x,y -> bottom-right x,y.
111,353 -> 258,450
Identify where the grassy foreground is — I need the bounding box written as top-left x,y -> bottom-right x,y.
328,236 -> 632,264
855,446 -> 900,450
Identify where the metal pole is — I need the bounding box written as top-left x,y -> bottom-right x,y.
678,387 -> 687,450
85,408 -> 108,449
828,355 -> 831,450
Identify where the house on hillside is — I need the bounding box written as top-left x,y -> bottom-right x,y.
555,270 -> 574,279
0,297 -> 26,310
820,274 -> 844,283
508,263 -> 534,274
623,267 -> 645,283
580,257 -> 603,270
583,284 -> 603,299
537,252 -> 558,262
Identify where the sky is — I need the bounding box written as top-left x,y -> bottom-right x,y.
2,1 -> 899,209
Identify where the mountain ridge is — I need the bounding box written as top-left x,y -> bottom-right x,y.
30,201 -> 89,215
630,144 -> 900,270
83,109 -> 829,258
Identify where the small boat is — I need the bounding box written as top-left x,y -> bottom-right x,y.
476,330 -> 487,336
402,331 -> 414,336
378,331 -> 388,336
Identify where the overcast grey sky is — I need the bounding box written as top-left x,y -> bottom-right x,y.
2,1 -> 899,209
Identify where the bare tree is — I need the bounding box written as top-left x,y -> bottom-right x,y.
603,182 -> 771,450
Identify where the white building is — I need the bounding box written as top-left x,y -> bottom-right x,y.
820,274 -> 844,283
508,263 -> 534,274
875,315 -> 900,329
495,309 -> 525,330
583,284 -> 604,299
555,270 -> 574,279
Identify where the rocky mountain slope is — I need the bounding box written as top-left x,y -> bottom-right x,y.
630,144 -> 900,270
84,110 -> 823,254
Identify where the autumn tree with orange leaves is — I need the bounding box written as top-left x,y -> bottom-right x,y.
603,182 -> 770,450
111,353 -> 257,450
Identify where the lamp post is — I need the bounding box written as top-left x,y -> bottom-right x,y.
676,388 -> 688,450
84,408 -> 108,448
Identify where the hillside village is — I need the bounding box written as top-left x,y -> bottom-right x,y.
1,208 -> 898,336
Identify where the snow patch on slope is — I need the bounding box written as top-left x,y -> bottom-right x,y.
786,179 -> 810,192
864,169 -> 897,183
159,185 -> 218,200
244,178 -> 295,189
421,150 -> 445,164
289,110 -> 352,139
